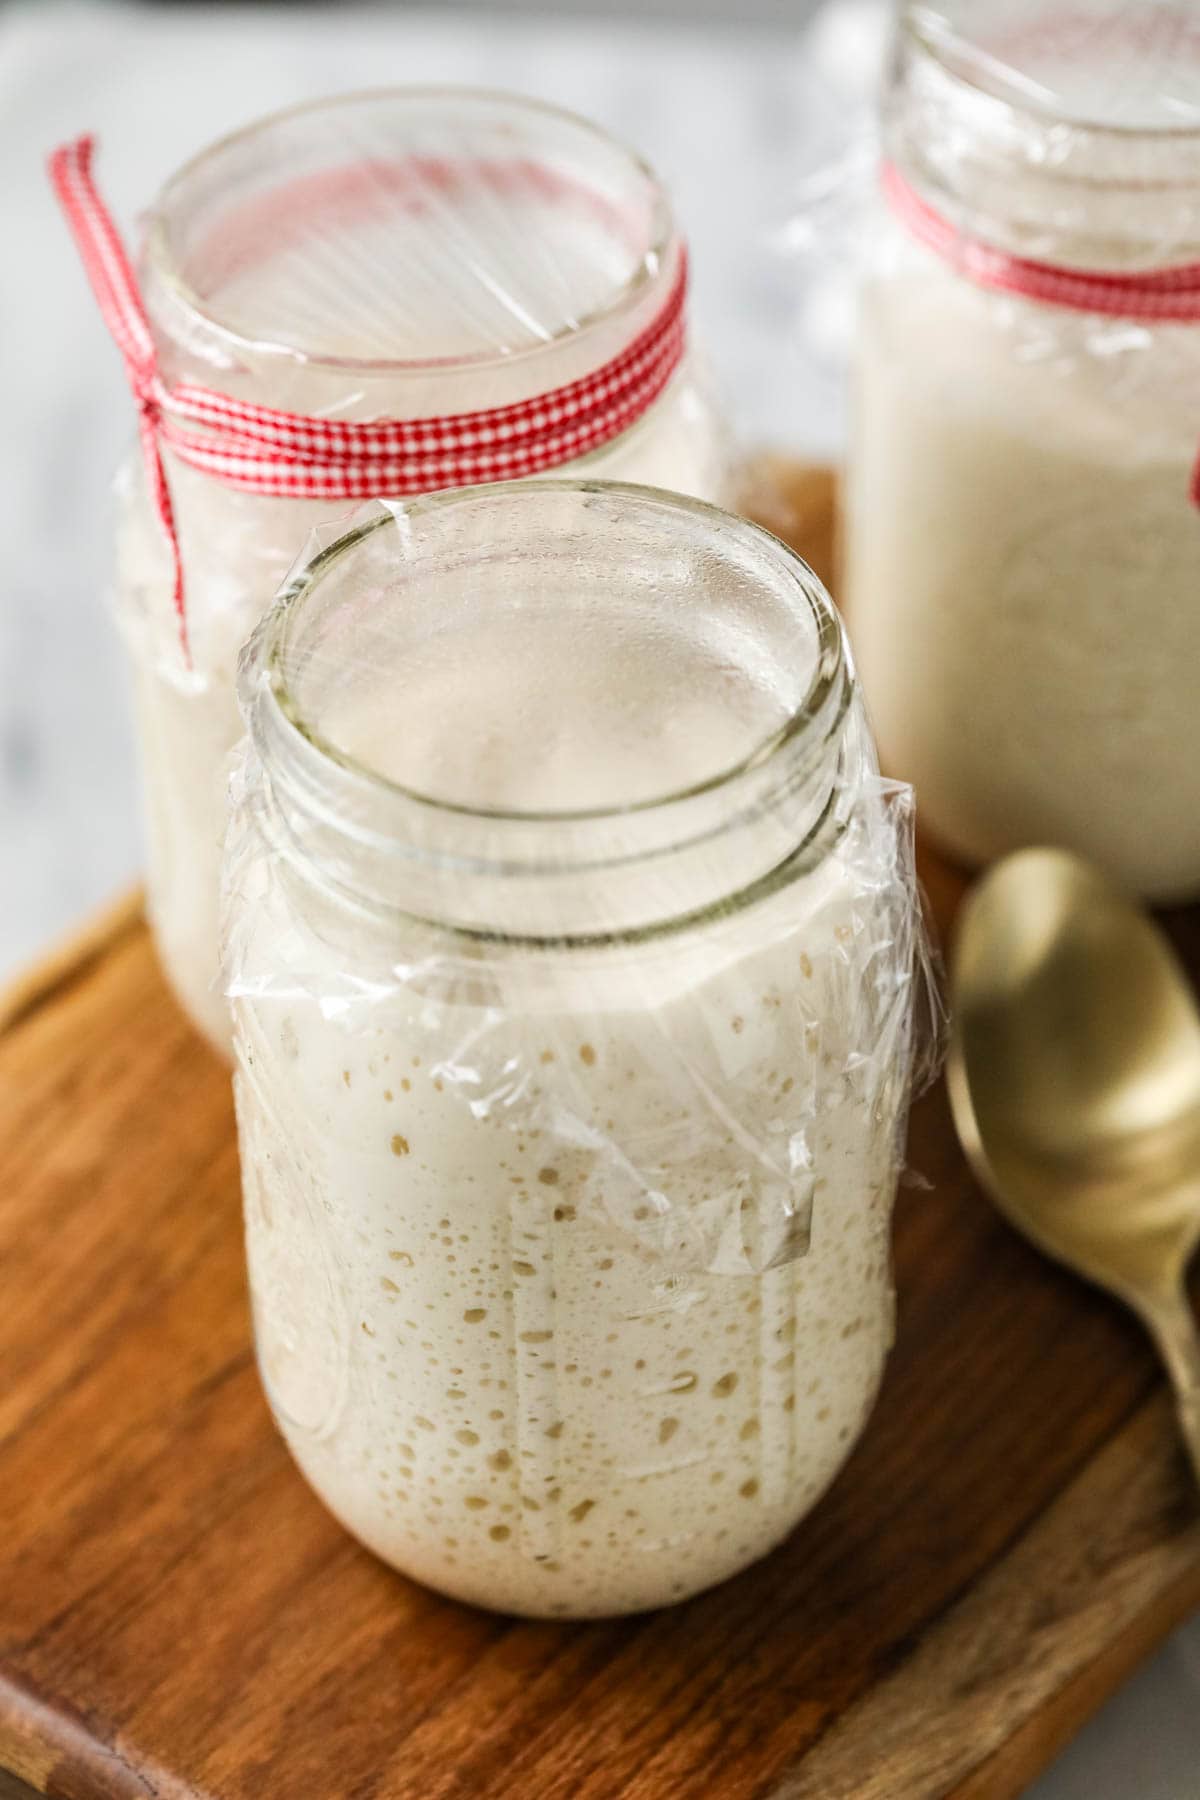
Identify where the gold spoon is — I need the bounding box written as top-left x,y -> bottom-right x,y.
948,846 -> 1200,1481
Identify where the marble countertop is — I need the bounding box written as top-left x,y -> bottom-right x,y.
4,2 -> 1198,1793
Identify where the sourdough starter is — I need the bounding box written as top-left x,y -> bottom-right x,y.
846,266 -> 1200,898
114,94 -> 727,1054
225,508 -> 913,1616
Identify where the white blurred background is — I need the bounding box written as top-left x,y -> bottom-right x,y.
3,3 -> 1199,1794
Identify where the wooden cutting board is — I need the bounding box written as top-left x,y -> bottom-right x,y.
3,468 -> 1200,1800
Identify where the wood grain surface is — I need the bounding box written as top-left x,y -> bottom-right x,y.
2,468 -> 1199,1800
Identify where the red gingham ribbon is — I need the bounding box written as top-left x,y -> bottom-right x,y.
49,134 -> 689,661
882,161 -> 1200,509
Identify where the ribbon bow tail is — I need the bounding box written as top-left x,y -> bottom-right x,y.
135,393 -> 190,663
49,134 -> 191,661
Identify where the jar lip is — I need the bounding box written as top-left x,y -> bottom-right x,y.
143,86 -> 677,376
902,2 -> 1200,142
248,479 -> 849,832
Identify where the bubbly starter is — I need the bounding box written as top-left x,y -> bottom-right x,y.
229,591 -> 906,1617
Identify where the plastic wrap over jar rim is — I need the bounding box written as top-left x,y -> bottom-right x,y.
893,1 -> 1200,264
139,86 -> 683,410
237,479 -> 858,944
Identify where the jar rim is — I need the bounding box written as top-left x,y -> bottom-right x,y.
143,86 -> 678,377
250,479 -> 849,832
901,2 -> 1200,142
239,479 -> 857,945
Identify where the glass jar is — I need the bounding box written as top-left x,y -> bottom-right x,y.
222,480 -> 926,1619
113,90 -> 729,1056
844,1 -> 1200,900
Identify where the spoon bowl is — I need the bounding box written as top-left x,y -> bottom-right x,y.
949,847 -> 1200,1476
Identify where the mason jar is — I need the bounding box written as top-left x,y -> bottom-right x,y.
222,480 -> 926,1618
109,89 -> 728,1055
844,0 -> 1200,900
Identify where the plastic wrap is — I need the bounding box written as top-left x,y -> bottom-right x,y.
102,90 -> 730,1056
220,481 -> 937,1618
792,1 -> 1200,899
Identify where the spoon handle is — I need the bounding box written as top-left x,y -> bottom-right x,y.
1142,1291 -> 1200,1487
